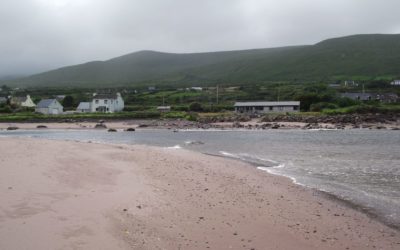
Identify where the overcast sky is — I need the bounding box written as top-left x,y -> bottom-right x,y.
1,0 -> 400,77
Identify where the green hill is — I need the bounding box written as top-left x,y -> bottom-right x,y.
6,34 -> 400,88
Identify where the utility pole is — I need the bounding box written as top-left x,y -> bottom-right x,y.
216,85 -> 219,105
277,83 -> 280,102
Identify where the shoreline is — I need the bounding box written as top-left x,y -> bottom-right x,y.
0,137 -> 399,249
0,118 -> 399,131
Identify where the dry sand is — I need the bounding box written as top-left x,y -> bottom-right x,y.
0,138 -> 399,250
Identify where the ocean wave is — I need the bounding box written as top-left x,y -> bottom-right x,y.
219,151 -> 280,168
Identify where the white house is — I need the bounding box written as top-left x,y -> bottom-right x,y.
91,93 -> 124,113
390,80 -> 400,86
36,99 -> 64,115
0,97 -> 7,104
157,106 -> 171,112
10,95 -> 36,108
76,102 -> 91,113
234,101 -> 300,113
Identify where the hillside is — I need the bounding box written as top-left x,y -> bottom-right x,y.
6,34 -> 400,88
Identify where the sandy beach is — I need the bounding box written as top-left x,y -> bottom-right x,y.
0,138 -> 399,250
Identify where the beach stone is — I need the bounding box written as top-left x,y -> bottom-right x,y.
6,126 -> 19,130
94,123 -> 107,129
36,125 -> 48,129
125,127 -> 135,132
271,124 -> 280,129
108,128 -> 117,132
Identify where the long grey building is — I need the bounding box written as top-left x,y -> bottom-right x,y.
234,101 -> 300,113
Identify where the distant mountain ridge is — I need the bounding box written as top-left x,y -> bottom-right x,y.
6,34 -> 400,88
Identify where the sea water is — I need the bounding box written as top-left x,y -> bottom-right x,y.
1,129 -> 399,227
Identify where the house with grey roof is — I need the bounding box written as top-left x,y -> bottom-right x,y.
76,102 -> 91,113
35,99 -> 63,115
341,93 -> 399,103
234,101 -> 300,113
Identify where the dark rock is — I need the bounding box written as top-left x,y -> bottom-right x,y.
138,124 -> 148,128
108,128 -> 117,132
36,125 -> 48,129
6,126 -> 18,130
125,128 -> 135,132
271,124 -> 280,129
94,123 -> 107,129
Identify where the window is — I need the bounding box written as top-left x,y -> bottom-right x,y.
95,100 -> 99,104
255,106 -> 263,111
104,100 -> 108,104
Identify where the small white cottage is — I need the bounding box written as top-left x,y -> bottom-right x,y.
157,106 -> 171,112
91,93 -> 124,113
35,99 -> 64,115
10,95 -> 36,108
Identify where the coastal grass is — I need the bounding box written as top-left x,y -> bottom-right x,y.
322,104 -> 400,115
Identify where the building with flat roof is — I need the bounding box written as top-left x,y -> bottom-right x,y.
234,101 -> 300,113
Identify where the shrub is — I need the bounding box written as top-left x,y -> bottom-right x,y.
185,112 -> 198,121
162,111 -> 187,119
310,102 -> 338,112
0,105 -> 12,113
189,102 -> 203,112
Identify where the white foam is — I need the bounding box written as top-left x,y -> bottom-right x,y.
257,166 -> 306,187
219,151 -> 240,158
167,145 -> 182,149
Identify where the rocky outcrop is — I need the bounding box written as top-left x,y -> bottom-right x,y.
261,113 -> 398,125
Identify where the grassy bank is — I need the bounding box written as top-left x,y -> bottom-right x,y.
322,104 -> 400,115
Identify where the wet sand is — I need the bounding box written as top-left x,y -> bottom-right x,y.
0,138 -> 399,249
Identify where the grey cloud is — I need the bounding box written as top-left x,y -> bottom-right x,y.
0,0 -> 400,77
